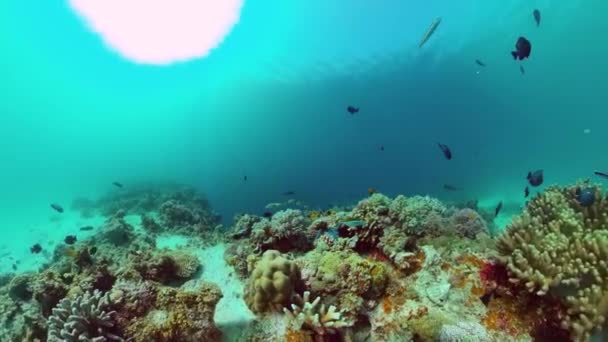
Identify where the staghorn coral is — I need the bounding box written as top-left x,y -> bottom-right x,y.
250,209 -> 312,252
244,250 -> 301,314
283,291 -> 353,336
496,183 -> 608,341
47,289 -> 123,342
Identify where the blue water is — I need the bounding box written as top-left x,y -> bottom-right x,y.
0,0 -> 606,264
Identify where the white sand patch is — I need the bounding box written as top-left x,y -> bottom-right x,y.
154,237 -> 255,340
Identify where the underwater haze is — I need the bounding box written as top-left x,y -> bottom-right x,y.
0,0 -> 606,266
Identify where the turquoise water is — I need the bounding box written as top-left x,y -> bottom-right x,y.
0,0 -> 606,268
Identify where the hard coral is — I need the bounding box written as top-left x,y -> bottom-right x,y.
283,291 -> 353,336
245,250 -> 301,314
496,183 -> 608,341
125,283 -> 222,341
47,289 -> 123,342
449,208 -> 488,239
250,209 -> 312,252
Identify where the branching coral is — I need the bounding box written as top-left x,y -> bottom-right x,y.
496,183 -> 608,341
283,291 -> 353,336
47,289 -> 123,342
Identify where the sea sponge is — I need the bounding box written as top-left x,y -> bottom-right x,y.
244,250 -> 301,314
496,183 -> 608,341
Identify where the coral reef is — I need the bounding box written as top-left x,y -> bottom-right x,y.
497,183 -> 608,341
47,289 -> 123,341
250,209 -> 313,252
244,250 -> 301,314
283,291 -> 353,336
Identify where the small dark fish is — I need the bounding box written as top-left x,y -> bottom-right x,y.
80,225 -> 94,231
282,191 -> 296,196
12,264 -> 16,270
30,243 -> 42,254
347,106 -> 359,115
437,143 -> 452,160
89,246 -> 98,255
50,203 -> 64,213
112,182 -> 123,188
443,184 -> 461,191
593,171 -> 608,179
524,186 -> 530,198
527,170 -> 544,187
243,175 -> 247,182
262,212 -> 273,219
520,65 -> 525,75
419,17 -> 442,48
511,37 -> 532,60
64,235 -> 77,245
475,59 -> 486,67
533,9 -> 541,27
379,145 -> 384,151
495,201 -> 503,217
576,188 -> 596,207
480,292 -> 494,306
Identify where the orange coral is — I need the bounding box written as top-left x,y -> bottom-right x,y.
285,329 -> 314,342
403,250 -> 426,276
455,254 -> 485,269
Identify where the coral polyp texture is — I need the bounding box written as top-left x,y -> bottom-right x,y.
47,289 -> 122,342
497,182 -> 608,341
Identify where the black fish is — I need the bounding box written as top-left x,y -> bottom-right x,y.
79,225 -> 94,231
495,201 -> 503,217
475,59 -> 486,67
347,106 -> 359,115
112,182 -> 123,188
262,212 -> 273,219
520,65 -> 525,75
282,191 -> 296,196
50,203 -> 64,213
594,171 -> 608,179
511,37 -> 531,60
379,145 -> 385,151
524,186 -> 530,198
533,9 -> 541,27
443,184 -> 461,191
90,246 -> 98,255
527,170 -> 544,187
30,243 -> 42,254
12,264 -> 16,271
437,143 -> 452,160
64,235 -> 77,245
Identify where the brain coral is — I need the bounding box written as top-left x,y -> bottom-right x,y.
244,250 -> 301,314
496,183 -> 608,341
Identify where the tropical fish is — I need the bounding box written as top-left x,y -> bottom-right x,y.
419,17 -> 442,48
527,170 -> 544,187
30,243 -> 42,254
282,191 -> 296,196
524,186 -> 530,198
512,37 -> 532,60
594,171 -> 608,179
79,225 -> 94,231
533,9 -> 541,27
64,235 -> 77,245
112,182 -> 123,188
368,188 -> 378,195
576,188 -> 595,207
520,65 -> 525,75
262,211 -> 273,218
443,184 -> 461,191
50,203 -> 64,213
347,106 -> 359,114
494,201 -> 503,217
379,145 -> 385,151
437,143 -> 452,160
475,59 -> 486,67
243,175 -> 247,182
